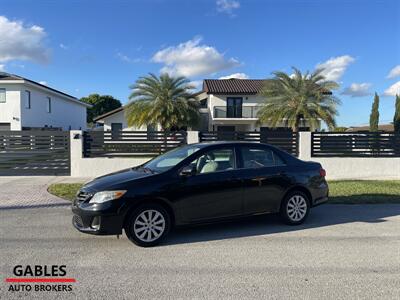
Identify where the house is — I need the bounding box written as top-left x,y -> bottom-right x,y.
346,124 -> 394,132
201,78 -> 315,132
93,78 -> 316,132
93,106 -> 157,132
0,72 -> 90,131
93,90 -> 208,132
93,91 -> 207,132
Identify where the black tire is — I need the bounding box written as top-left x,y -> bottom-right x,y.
124,203 -> 171,247
280,191 -> 310,225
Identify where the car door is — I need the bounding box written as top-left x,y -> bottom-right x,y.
174,146 -> 243,223
238,145 -> 289,214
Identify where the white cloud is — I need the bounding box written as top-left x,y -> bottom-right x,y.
0,64 -> 4,71
384,81 -> 400,96
315,55 -> 355,81
219,72 -> 249,79
341,83 -> 372,97
152,36 -> 241,77
387,65 -> 400,79
189,80 -> 203,90
39,81 -> 47,85
0,16 -> 50,64
116,52 -> 142,63
216,0 -> 240,16
59,43 -> 68,50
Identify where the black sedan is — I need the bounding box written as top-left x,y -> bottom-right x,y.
72,142 -> 328,247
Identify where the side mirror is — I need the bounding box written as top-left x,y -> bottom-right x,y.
179,165 -> 196,177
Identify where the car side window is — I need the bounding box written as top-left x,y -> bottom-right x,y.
273,151 -> 286,166
188,148 -> 236,174
240,146 -> 285,168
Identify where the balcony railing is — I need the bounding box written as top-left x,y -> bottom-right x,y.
214,106 -> 259,118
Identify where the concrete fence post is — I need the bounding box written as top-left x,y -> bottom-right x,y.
70,130 -> 83,176
298,131 -> 311,161
187,131 -> 199,144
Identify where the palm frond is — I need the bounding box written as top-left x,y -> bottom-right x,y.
258,67 -> 340,131
126,73 -> 200,130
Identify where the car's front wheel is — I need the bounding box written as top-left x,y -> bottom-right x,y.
125,204 -> 171,247
280,191 -> 310,225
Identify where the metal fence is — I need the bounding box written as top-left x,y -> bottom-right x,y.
311,132 -> 400,157
199,131 -> 299,156
0,130 -> 70,175
83,131 -> 187,158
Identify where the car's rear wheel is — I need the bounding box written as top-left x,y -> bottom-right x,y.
125,204 -> 171,247
280,191 -> 310,225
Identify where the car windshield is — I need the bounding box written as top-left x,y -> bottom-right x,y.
141,144 -> 203,173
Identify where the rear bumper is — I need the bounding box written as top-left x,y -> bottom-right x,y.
71,205 -> 123,235
310,180 -> 329,207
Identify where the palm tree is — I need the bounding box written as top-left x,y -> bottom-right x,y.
257,68 -> 340,131
126,73 -> 200,130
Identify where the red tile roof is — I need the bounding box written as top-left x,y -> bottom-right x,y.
203,78 -> 332,95
203,79 -> 268,95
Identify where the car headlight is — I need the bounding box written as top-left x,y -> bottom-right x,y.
89,190 -> 127,204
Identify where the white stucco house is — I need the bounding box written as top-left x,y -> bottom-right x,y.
93,78 -> 316,132
201,79 -> 315,132
93,106 -> 149,132
0,72 -> 90,131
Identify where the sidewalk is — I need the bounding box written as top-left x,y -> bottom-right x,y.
0,176 -> 91,209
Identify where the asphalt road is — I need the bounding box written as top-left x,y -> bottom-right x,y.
1,204 -> 399,299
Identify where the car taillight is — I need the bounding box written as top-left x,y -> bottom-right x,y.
320,168 -> 326,177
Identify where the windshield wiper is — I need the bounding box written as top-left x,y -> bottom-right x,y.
140,167 -> 156,174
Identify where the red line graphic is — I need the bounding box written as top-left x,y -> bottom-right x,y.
5,278 -> 76,283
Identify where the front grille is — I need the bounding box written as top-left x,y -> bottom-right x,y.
76,191 -> 93,203
73,215 -> 83,227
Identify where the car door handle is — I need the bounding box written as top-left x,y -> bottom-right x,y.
251,177 -> 267,186
251,177 -> 266,181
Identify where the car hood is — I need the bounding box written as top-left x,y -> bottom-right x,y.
82,168 -> 155,192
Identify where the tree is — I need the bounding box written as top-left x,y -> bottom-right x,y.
394,94 -> 400,133
369,92 -> 380,132
81,94 -> 122,123
334,126 -> 348,132
257,67 -> 340,131
125,73 -> 199,130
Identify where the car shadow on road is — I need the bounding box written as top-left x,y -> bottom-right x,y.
163,202 -> 400,246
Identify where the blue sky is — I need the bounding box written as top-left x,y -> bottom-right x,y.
1,0 -> 399,127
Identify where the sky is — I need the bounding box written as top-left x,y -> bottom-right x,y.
0,0 -> 399,127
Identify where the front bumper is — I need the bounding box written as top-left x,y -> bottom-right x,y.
71,204 -> 124,235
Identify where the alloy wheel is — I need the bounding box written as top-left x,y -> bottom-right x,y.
133,209 -> 166,242
286,195 -> 307,222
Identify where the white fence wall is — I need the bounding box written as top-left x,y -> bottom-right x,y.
70,131 -> 150,177
70,131 -> 400,180
299,132 -> 400,180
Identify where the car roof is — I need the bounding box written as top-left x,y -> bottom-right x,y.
191,141 -> 297,161
193,141 -> 265,147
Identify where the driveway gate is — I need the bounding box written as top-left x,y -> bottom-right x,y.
0,130 -> 70,176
